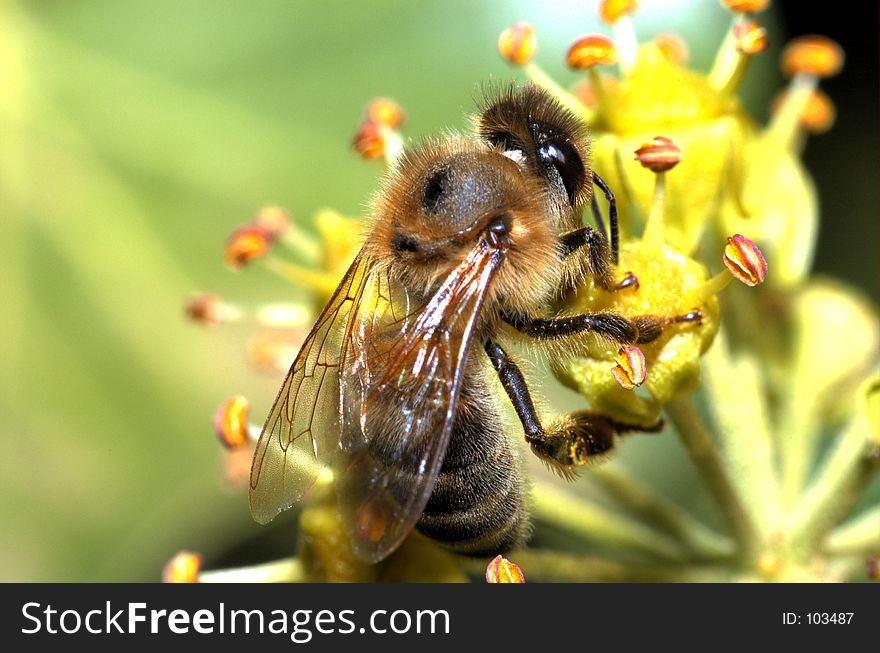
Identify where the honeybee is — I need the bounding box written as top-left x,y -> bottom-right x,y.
249,84 -> 701,563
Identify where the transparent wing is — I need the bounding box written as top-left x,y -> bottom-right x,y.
248,252 -> 376,524
337,237 -> 506,562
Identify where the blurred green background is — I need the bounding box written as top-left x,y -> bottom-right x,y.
1,1 -> 876,582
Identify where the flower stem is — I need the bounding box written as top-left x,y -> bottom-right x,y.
778,387 -> 821,509
767,73 -> 819,152
264,255 -> 339,296
641,171 -> 666,246
665,398 -> 759,559
590,463 -> 735,560
826,555 -> 873,583
708,16 -> 738,90
611,17 -> 638,74
702,327 -> 780,536
531,482 -> 689,562
786,416 -> 880,556
824,505 -> 880,557
199,558 -> 304,583
279,222 -> 321,265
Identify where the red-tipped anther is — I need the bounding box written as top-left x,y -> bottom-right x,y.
212,395 -> 250,449
352,120 -> 387,160
498,22 -> 537,66
253,206 -> 291,238
868,557 -> 880,581
486,555 -> 525,583
224,224 -> 272,270
184,293 -> 236,327
612,345 -> 648,390
720,0 -> 769,13
365,98 -> 405,129
599,0 -> 638,25
772,88 -> 836,134
654,33 -> 689,65
634,136 -> 682,172
781,36 -> 844,79
733,21 -> 769,55
723,234 -> 767,286
566,34 -> 617,70
162,551 -> 202,583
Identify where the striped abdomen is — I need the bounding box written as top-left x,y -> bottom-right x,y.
416,377 -> 530,556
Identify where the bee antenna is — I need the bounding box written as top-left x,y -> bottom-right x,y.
592,172 -> 619,266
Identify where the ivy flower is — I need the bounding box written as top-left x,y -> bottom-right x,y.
176,1 -> 878,583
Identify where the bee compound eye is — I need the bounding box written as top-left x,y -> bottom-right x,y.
537,137 -> 586,205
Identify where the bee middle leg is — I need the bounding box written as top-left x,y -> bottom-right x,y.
505,309 -> 702,345
484,339 -> 661,469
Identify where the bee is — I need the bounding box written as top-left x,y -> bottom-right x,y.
248,83 -> 701,563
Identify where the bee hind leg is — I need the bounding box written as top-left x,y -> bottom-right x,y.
484,339 -> 662,472
535,411 -> 664,469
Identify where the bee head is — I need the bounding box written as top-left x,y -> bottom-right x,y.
477,83 -> 592,212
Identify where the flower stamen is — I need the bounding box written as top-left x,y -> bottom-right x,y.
723,234 -> 767,286
353,99 -> 405,167
224,224 -> 274,270
566,35 -> 617,119
162,551 -> 202,583
709,17 -> 768,95
634,137 -> 681,245
185,293 -> 241,327
612,345 -> 648,390
498,22 -> 537,66
485,555 -> 525,583
213,396 -> 250,449
598,0 -> 639,73
769,36 -> 843,149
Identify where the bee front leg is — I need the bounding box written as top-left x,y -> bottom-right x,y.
559,172 -> 635,291
558,226 -> 637,292
484,339 -> 660,470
